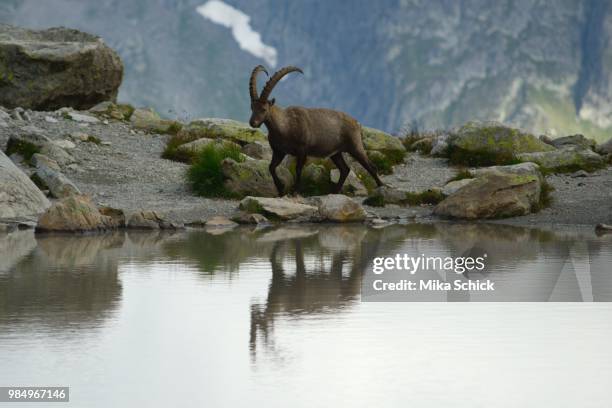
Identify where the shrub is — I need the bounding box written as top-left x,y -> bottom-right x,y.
86,135 -> 102,145
187,143 -> 244,197
363,195 -> 385,207
368,150 -> 394,174
448,146 -> 520,167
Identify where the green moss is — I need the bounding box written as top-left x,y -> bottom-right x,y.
363,195 -> 385,207
5,139 -> 40,163
355,169 -> 377,193
403,189 -> 445,206
187,143 -> 244,198
446,168 -> 473,183
448,146 -> 520,166
86,135 -> 101,145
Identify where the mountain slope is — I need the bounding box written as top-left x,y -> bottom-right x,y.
1,0 -> 611,141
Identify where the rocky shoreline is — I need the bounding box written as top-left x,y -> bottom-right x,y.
1,104 -> 611,233
1,24 -> 611,234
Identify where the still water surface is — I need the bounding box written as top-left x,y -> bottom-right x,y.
1,223 -> 611,407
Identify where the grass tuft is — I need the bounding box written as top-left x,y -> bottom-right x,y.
448,146 -> 520,167
6,139 -> 40,163
446,168 -> 473,183
403,189 -> 445,206
162,132 -> 201,163
187,143 -> 244,198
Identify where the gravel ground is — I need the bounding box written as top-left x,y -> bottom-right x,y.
1,108 -> 611,227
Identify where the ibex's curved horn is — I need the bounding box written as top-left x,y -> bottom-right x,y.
260,66 -> 303,101
249,65 -> 268,101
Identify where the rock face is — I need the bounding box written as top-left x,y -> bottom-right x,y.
239,196 -> 318,221
178,118 -> 266,145
448,122 -> 554,164
0,24 -> 123,110
441,178 -> 475,196
36,195 -> 118,232
222,158 -> 293,197
470,162 -> 543,182
434,172 -> 542,219
312,194 -> 366,222
241,141 -> 272,160
517,146 -> 606,172
32,153 -> 80,198
0,150 -> 51,224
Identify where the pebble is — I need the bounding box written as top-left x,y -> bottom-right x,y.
45,116 -> 59,123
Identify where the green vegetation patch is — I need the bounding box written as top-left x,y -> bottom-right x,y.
367,150 -> 405,175
5,139 -> 40,163
403,189 -> 445,206
86,135 -> 101,145
162,132 -> 201,163
448,146 -> 521,167
187,143 -> 244,198
362,194 -> 385,207
446,168 -> 473,183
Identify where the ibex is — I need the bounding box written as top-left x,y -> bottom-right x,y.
248,65 -> 384,196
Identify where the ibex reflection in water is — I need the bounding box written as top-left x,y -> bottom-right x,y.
249,65 -> 384,196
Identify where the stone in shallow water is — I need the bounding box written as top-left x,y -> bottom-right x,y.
239,196 -> 318,221
434,172 -> 542,219
310,194 -> 366,222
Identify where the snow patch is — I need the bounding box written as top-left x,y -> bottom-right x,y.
196,0 -> 277,67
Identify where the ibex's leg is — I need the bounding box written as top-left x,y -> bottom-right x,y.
349,147 -> 384,187
269,150 -> 286,196
293,154 -> 306,194
330,153 -> 349,194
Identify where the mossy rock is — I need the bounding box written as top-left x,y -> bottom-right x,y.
448,121 -> 554,166
222,158 -> 293,198
130,108 -> 182,134
362,127 -> 407,167
179,118 -> 266,146
517,146 -> 606,173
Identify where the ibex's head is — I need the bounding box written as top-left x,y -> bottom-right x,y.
249,65 -> 303,128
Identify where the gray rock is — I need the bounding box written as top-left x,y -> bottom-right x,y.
241,141 -> 272,160
66,112 -> 100,123
127,210 -> 182,229
130,108 -> 179,133
441,178 -> 475,196
36,195 -> 119,232
32,153 -> 81,198
517,146 -> 606,173
470,162 -> 543,182
361,126 -> 406,154
239,196 -> 318,221
311,194 -> 366,222
449,121 -> 554,158
231,212 -> 270,225
39,143 -> 76,167
550,134 -> 596,150
0,150 -> 51,224
222,158 -> 293,197
205,216 -> 238,229
52,139 -> 76,150
434,172 -> 542,219
179,118 -> 266,145
0,25 -> 123,110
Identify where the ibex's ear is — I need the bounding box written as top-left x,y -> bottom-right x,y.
270,98 -> 276,106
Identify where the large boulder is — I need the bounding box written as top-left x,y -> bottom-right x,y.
361,126 -> 406,162
470,162 -> 543,182
0,24 -> 123,110
0,150 -> 51,224
311,194 -> 366,222
36,195 -> 119,232
550,134 -> 597,151
32,154 -> 81,198
178,118 -> 266,145
127,210 -> 182,229
241,141 -> 272,160
434,172 -> 542,219
517,146 -> 606,173
239,196 -> 318,221
448,121 -> 554,165
222,158 -> 293,197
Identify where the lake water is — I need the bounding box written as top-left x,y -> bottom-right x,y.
1,224 -> 611,407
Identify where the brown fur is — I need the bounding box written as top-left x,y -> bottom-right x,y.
249,65 -> 383,196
